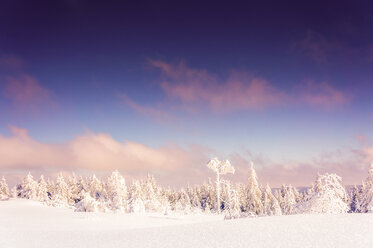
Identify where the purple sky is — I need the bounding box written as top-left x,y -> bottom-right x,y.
1,0 -> 373,187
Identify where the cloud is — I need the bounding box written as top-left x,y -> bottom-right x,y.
2,74 -> 56,113
149,59 -> 286,112
1,125 -> 371,187
118,93 -> 173,122
0,126 -> 210,186
300,81 -> 349,108
229,146 -> 369,187
147,59 -> 350,111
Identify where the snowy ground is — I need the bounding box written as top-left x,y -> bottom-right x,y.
1,199 -> 373,248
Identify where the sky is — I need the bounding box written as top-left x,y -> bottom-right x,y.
1,0 -> 373,187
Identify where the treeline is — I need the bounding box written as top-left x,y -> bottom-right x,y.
0,161 -> 372,217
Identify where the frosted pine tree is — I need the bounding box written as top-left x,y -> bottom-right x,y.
295,173 -> 348,214
36,175 -> 50,202
279,185 -> 297,214
245,162 -> 263,215
74,192 -> 101,212
0,176 -> 10,200
17,172 -> 38,200
221,180 -> 241,218
141,174 -> 163,212
107,170 -> 127,212
206,157 -> 235,213
262,184 -> 282,216
53,173 -> 71,207
359,163 -> 373,213
127,180 -> 145,213
67,173 -> 84,203
89,174 -> 106,201
174,189 -> 192,213
349,185 -> 361,213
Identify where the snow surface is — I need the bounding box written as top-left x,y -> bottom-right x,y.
1,199 -> 373,248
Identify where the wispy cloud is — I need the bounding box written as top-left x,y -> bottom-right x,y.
118,93 -> 173,122
2,74 -> 56,114
300,81 -> 349,108
150,59 -> 286,112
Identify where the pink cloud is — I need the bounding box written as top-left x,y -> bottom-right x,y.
149,59 -> 286,112
119,94 -> 173,122
2,74 -> 56,113
148,59 -> 350,112
1,126 -> 371,187
300,81 -> 349,108
0,126 -> 210,186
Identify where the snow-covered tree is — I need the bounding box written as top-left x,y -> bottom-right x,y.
262,184 -> 282,216
128,180 -> 145,213
206,157 -> 235,213
53,173 -> 71,206
88,174 -> 106,201
221,180 -> 241,218
0,176 -> 10,200
16,172 -> 38,200
295,173 -> 348,214
36,175 -> 50,202
278,184 -> 297,215
359,163 -> 373,213
245,162 -> 263,215
349,185 -> 361,213
74,192 -> 107,212
107,170 -> 127,212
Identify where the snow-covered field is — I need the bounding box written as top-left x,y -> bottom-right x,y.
1,199 -> 373,248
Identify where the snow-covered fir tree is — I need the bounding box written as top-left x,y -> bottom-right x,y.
221,180 -> 241,218
88,174 -> 106,201
245,162 -> 263,215
262,184 -> 282,216
278,184 -> 297,215
36,175 -> 50,202
127,180 -> 145,213
16,172 -> 38,200
0,176 -> 10,200
295,173 -> 348,214
206,158 -> 235,213
349,185 -> 361,213
106,170 -> 127,212
359,163 -> 373,213
53,173 -> 72,206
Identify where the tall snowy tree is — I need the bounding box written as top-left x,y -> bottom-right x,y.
0,176 -> 10,200
127,180 -> 145,213
53,173 -> 71,206
295,173 -> 348,214
221,180 -> 241,218
349,185 -> 361,213
245,162 -> 263,215
106,170 -> 127,212
359,163 -> 373,213
206,157 -> 235,213
17,172 -> 38,200
279,185 -> 297,215
89,174 -> 106,201
262,184 -> 282,216
36,175 -> 50,202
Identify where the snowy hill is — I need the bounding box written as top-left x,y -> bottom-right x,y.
1,199 -> 373,248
